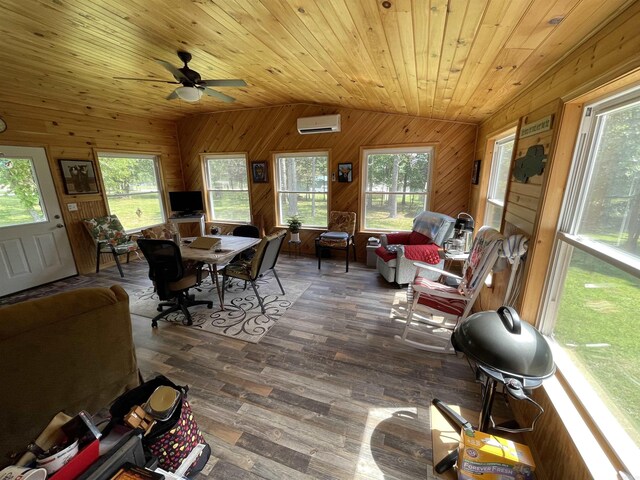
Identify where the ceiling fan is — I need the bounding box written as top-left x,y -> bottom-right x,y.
114,51 -> 247,103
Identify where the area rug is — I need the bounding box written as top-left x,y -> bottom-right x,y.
129,275 -> 310,343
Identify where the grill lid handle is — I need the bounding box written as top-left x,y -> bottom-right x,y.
497,306 -> 521,335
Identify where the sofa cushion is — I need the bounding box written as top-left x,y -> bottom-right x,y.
0,285 -> 139,468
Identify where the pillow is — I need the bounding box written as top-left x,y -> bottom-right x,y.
385,244 -> 402,253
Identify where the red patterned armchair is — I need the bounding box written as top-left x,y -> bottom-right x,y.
375,211 -> 456,286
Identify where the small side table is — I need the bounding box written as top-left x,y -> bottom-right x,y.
288,239 -> 302,258
443,251 -> 468,286
366,244 -> 379,268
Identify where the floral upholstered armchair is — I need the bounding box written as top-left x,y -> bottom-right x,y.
82,215 -> 139,277
375,211 -> 456,286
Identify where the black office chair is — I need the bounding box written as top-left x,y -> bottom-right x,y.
221,230 -> 286,313
231,224 -> 260,261
137,239 -> 213,327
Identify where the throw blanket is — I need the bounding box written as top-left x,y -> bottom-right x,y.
413,211 -> 451,243
375,244 -> 440,264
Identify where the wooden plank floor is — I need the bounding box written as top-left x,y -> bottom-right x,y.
3,255 -> 513,479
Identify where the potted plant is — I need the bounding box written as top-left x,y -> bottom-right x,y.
286,215 -> 302,242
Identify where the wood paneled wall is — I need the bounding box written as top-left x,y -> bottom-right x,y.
0,101 -> 182,274
469,3 -> 640,478
177,104 -> 477,258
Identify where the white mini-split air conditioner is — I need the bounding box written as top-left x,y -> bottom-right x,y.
297,114 -> 341,134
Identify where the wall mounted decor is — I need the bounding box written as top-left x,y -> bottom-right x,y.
471,160 -> 481,185
59,159 -> 99,194
512,145 -> 547,183
338,163 -> 352,182
251,161 -> 268,183
0,117 -> 6,133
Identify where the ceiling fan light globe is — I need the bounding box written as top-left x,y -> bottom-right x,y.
175,86 -> 202,102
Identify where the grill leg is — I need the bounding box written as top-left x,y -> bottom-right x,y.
478,376 -> 498,432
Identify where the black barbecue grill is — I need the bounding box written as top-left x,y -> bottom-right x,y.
433,306 -> 556,474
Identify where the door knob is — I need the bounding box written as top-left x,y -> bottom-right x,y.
57,223 -> 64,228
54,214 -> 61,219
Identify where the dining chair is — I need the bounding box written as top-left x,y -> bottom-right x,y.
315,211 -> 357,272
221,229 -> 287,313
137,239 -> 213,327
396,226 -> 505,353
81,215 -> 139,277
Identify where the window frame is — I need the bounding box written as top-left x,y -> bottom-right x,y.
360,145 -> 435,232
274,151 -> 329,229
96,151 -> 166,232
202,153 -> 251,224
484,132 -> 515,230
538,86 -> 640,478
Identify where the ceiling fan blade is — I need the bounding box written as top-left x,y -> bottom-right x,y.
203,87 -> 236,103
199,79 -> 247,87
166,89 -> 179,100
155,59 -> 189,83
114,77 -> 179,84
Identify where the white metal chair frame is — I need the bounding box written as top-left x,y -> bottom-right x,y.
395,226 -> 505,353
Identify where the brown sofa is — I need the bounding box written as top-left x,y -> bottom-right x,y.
0,285 -> 140,468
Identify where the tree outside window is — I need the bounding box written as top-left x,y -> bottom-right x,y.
275,153 -> 328,228
541,90 -> 640,474
97,153 -> 165,231
0,157 -> 46,227
485,133 -> 514,230
204,154 -> 250,222
362,146 -> 433,231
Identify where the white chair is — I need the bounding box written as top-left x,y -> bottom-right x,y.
395,226 -> 505,353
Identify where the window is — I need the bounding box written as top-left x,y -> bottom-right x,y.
0,157 -> 46,227
485,133 -> 514,229
97,153 -> 165,231
540,88 -> 640,475
362,146 -> 433,231
204,154 -> 250,223
275,152 -> 328,227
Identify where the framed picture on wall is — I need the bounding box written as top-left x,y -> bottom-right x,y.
59,159 -> 99,194
471,159 -> 481,185
251,161 -> 268,183
338,163 -> 352,182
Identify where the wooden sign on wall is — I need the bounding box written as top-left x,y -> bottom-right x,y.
519,115 -> 553,138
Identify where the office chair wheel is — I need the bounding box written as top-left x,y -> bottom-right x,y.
151,320 -> 158,328
157,306 -> 163,312
207,302 -> 213,308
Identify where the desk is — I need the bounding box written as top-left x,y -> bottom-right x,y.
169,214 -> 206,236
180,235 -> 260,308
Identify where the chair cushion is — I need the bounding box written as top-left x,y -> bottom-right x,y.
408,231 -> 432,245
318,231 -> 350,247
385,232 -> 411,244
375,245 -> 397,262
83,215 -> 132,246
413,277 -> 466,316
327,212 -> 356,235
141,224 -> 173,240
402,244 -> 441,264
100,241 -> 138,254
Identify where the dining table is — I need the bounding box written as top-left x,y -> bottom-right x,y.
179,235 -> 261,308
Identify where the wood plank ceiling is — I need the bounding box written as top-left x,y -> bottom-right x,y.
0,0 -> 633,123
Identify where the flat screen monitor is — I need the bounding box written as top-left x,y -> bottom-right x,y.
168,191 -> 204,215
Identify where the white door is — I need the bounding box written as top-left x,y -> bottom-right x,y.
0,146 -> 77,296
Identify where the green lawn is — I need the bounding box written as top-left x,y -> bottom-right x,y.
555,249 -> 640,444
106,193 -> 165,230
0,194 -> 45,227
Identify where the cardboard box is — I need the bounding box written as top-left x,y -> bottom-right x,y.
457,429 -> 535,480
